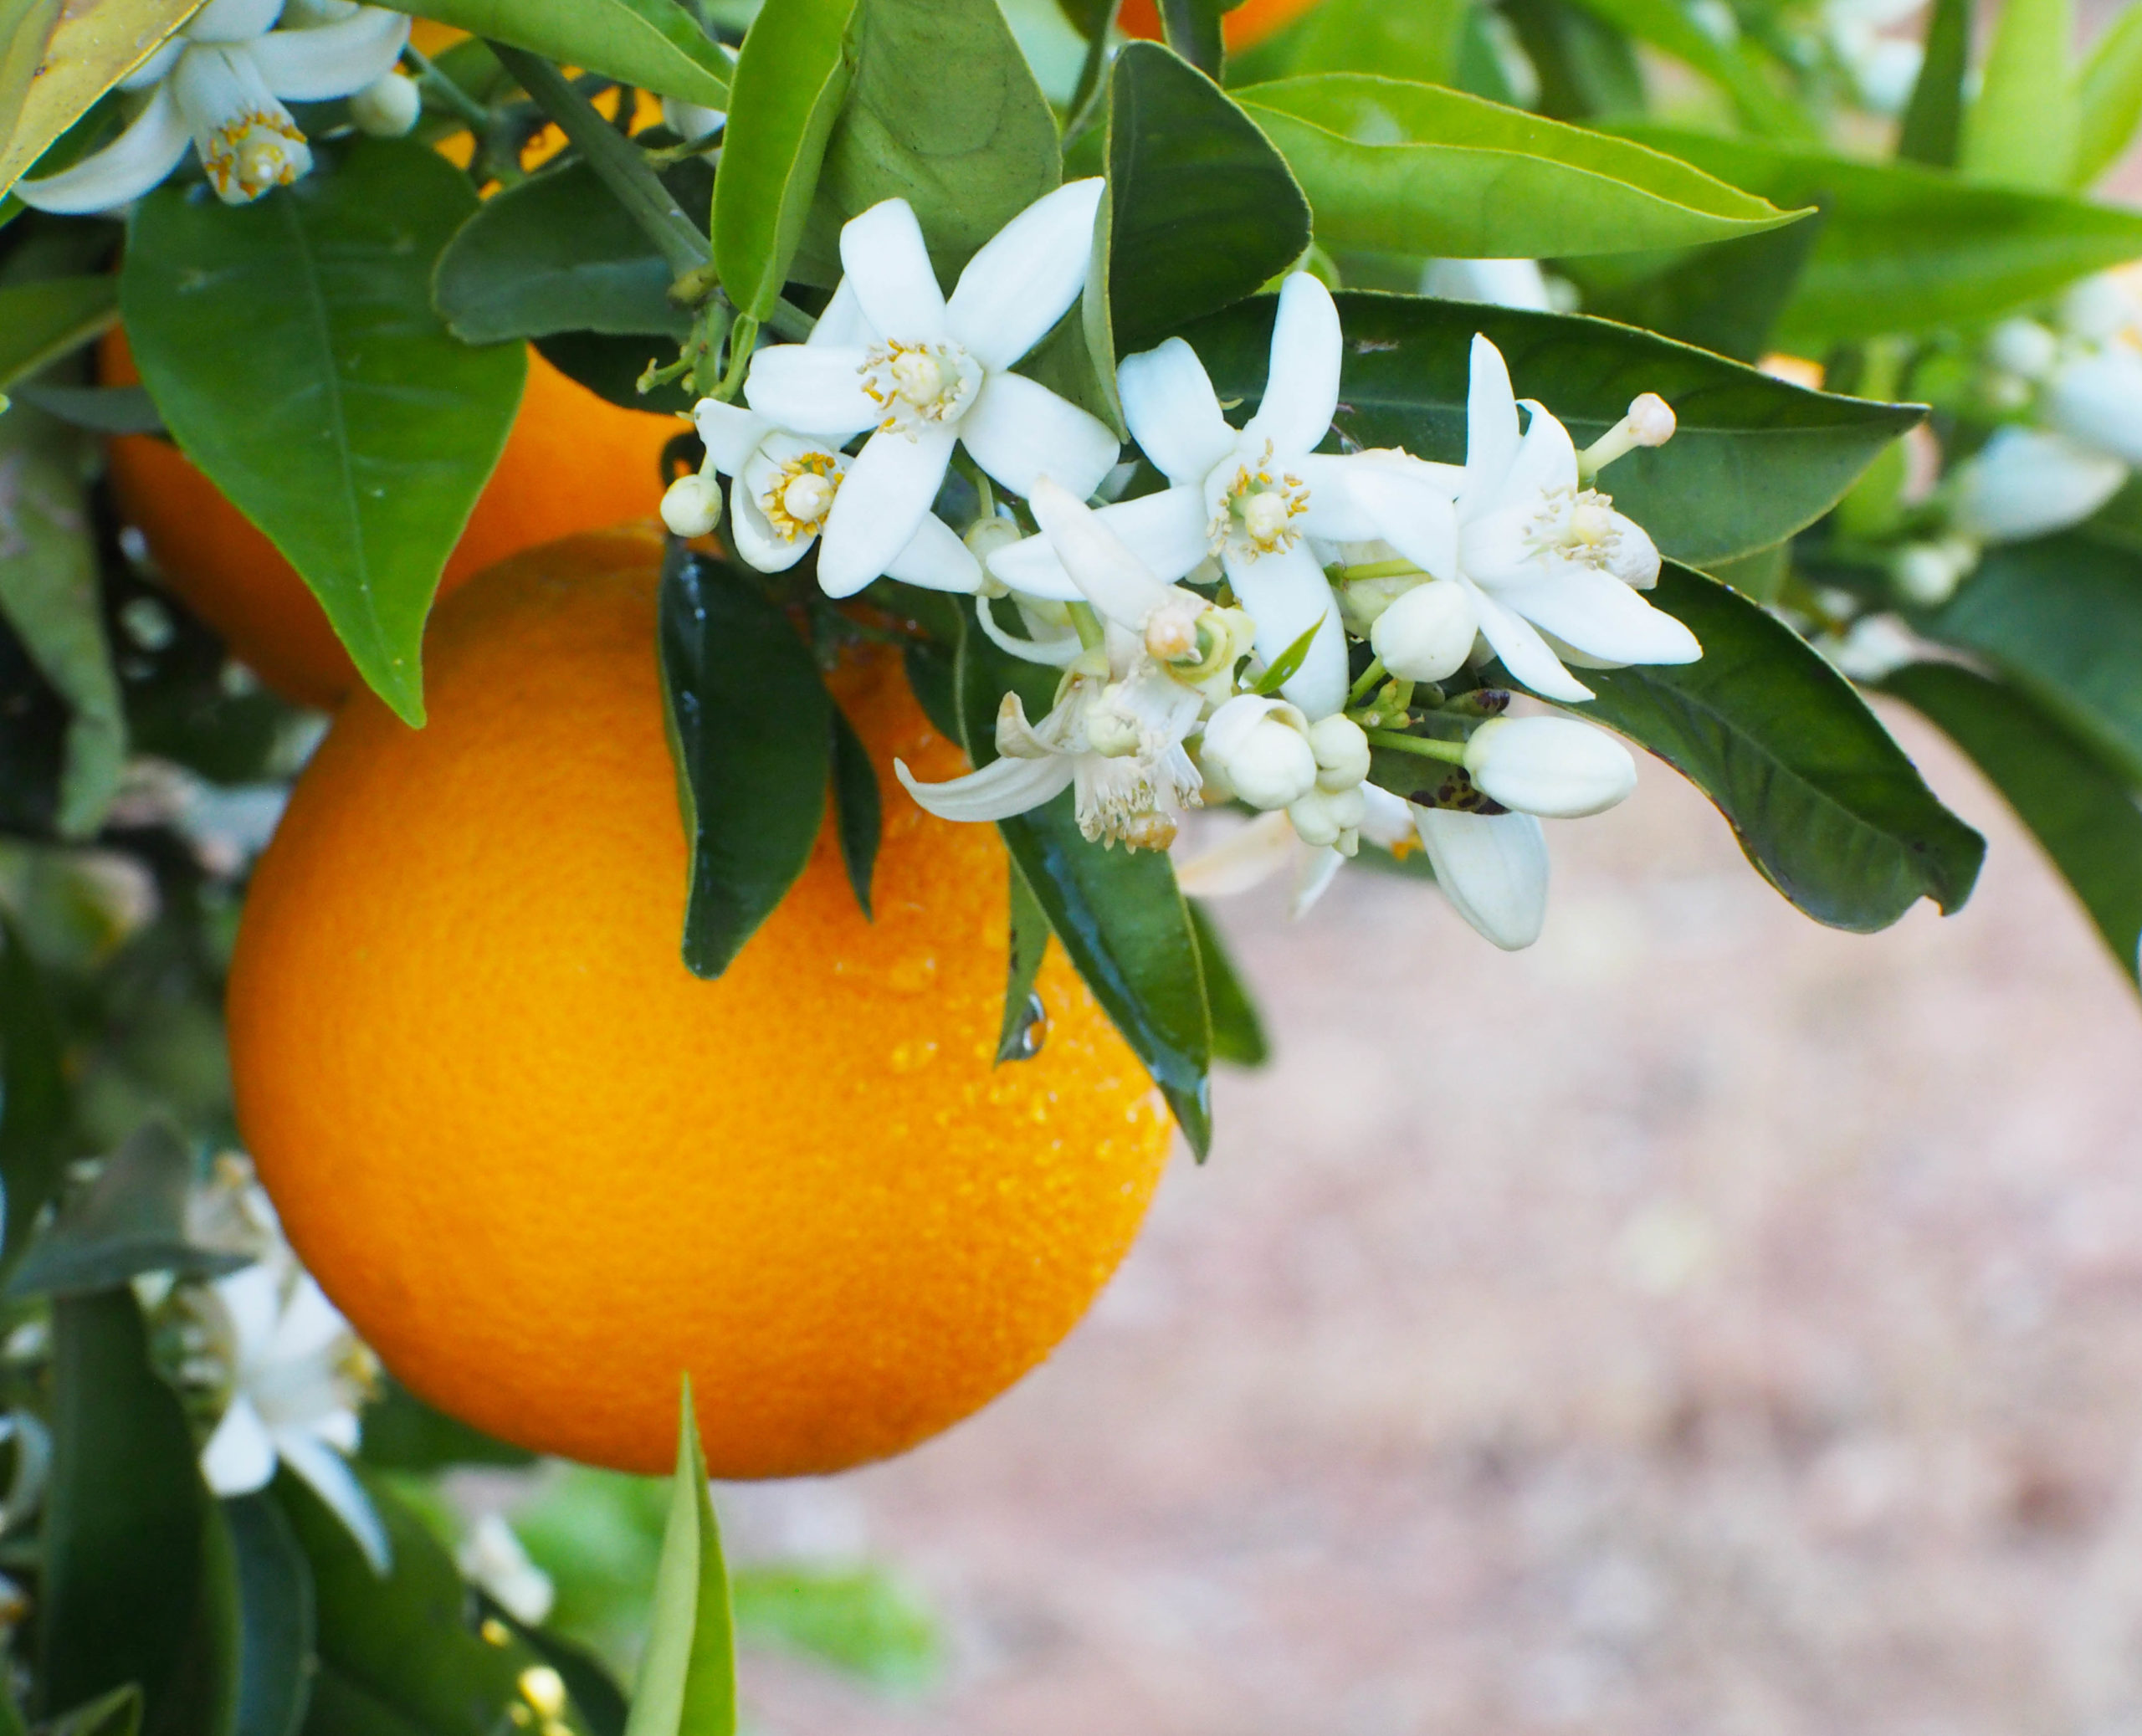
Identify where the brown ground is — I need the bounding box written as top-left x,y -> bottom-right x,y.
720,707 -> 2142,1736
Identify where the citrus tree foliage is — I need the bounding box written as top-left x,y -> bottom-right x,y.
0,0 -> 2140,1724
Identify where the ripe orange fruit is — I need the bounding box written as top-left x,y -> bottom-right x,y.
102,335 -> 681,709
227,530 -> 1175,1477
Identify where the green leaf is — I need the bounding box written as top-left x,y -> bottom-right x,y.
623,1384 -> 735,1736
658,551 -> 833,978
1277,0 -> 1469,85
535,330 -> 696,418
2074,4 -> 2142,188
1181,289 -> 1921,566
356,1379 -> 537,1471
1234,76 -> 1802,259
42,1290 -> 213,1731
1914,535 -> 2142,786
1896,0 -> 1970,169
0,911 -> 67,1271
1555,0 -> 1811,137
1186,900 -> 1268,1068
798,0 -> 1061,284
1566,565 -> 1985,930
222,1493 -> 317,1736
0,0 -> 65,161
1606,126 -> 2142,345
0,402 -> 124,836
1105,42 -> 1309,353
730,1564 -> 939,1690
123,140 -> 525,727
8,1119 -> 249,1298
1156,0 -> 1229,79
0,274 -> 115,392
1885,660 -> 2142,988
828,702 -> 880,920
13,383 -> 162,433
1959,0 -> 2076,190
1578,205 -> 1824,363
712,0 -> 857,320
1498,0 -> 1647,122
950,610 -> 1214,1155
0,0 -> 197,203
1248,616 -> 1321,695
433,159 -> 699,345
377,0 -> 732,110
283,1469 -> 587,1736
997,864 -> 1051,1063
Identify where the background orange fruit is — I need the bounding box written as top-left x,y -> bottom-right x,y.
227,530 -> 1176,1477
1117,0 -> 1325,49
102,334 -> 681,709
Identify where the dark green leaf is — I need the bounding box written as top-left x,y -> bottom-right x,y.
280,1469 -> 583,1736
828,702 -> 879,920
1885,660 -> 2142,987
797,0 -> 1060,284
223,1494 -> 317,1736
0,911 -> 68,1270
1555,0 -> 1811,136
730,1564 -> 939,1690
1187,899 -> 1268,1068
433,160 -> 697,344
1567,564 -> 1984,930
623,1384 -> 735,1736
2075,5 -> 2142,188
1498,0 -> 1647,122
658,551 -> 833,976
712,0 -> 856,320
1105,42 -> 1309,353
1916,535 -> 2142,786
1606,126 -> 2142,345
122,140 -> 527,726
8,1119 -> 249,1298
1156,0 -> 1228,79
13,383 -> 162,433
1957,0 -> 2075,190
487,1618 -> 625,1736
1181,289 -> 1922,566
533,331 -> 696,417
997,865 -> 1051,1063
952,609 -> 1213,1154
45,1689 -> 142,1736
357,1380 -> 536,1471
0,274 -> 114,392
377,0 -> 732,110
1896,0 -> 1970,169
1234,75 -> 1803,259
1577,205 -> 1824,363
42,1291 -> 211,1731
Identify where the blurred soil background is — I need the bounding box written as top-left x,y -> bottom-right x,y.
714,707 -> 2142,1736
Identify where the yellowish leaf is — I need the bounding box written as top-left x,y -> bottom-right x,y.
0,0 -> 201,203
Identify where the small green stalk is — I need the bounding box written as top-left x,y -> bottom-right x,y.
1345,656 -> 1388,709
710,311 -> 756,402
1331,558 -> 1420,582
1364,729 -> 1466,765
1068,602 -> 1106,653
404,44 -> 490,132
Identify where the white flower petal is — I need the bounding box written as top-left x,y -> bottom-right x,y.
894,752 -> 1074,821
1502,399 -> 1580,501
808,275 -> 875,350
728,477 -> 809,572
13,81 -> 191,213
693,400 -> 769,475
1469,586 -> 1595,703
840,197 -> 946,341
1172,811 -> 1296,897
1222,542 -> 1350,720
976,593 -> 1081,663
1292,453 -> 1384,543
213,1263 -> 284,1360
250,6 -> 409,99
1356,781 -> 1414,848
1346,463 -> 1459,579
1291,845 -> 1345,916
1949,428 -> 2127,543
956,371 -> 1119,500
1411,807 -> 1548,950
174,46 -> 310,202
1026,476 -> 1181,627
268,1273 -> 352,1366
1461,333 -> 1522,513
201,1396 -> 277,1495
1243,273 -> 1341,458
883,512 -> 983,592
2045,349 -> 2142,466
1118,337 -> 1235,486
1422,258 -> 1552,311
1488,563 -> 1701,666
945,177 -> 1104,371
277,1430 -> 392,1574
990,484 -> 1209,600
119,38 -> 185,89
814,427 -> 956,597
187,0 -> 284,42
742,343 -> 879,438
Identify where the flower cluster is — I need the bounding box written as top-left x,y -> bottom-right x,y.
664,183 -> 1701,951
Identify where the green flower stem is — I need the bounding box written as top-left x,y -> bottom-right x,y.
489,44 -> 710,280
405,45 -> 490,133
1345,655 -> 1388,708
1068,602 -> 1106,653
1363,728 -> 1466,764
1332,558 -> 1420,581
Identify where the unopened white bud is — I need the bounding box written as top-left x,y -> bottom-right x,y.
1890,538 -> 1977,607
661,98 -> 726,146
1371,578 -> 1477,682
1985,318 -> 2058,382
1410,807 -> 1549,950
1202,695 -> 1319,811
1306,714 -> 1370,791
1626,393 -> 1675,447
660,473 -> 722,538
351,70 -> 422,137
2044,348 -> 2142,465
1287,783 -> 1368,850
1463,716 -> 1636,818
964,513 -> 1022,566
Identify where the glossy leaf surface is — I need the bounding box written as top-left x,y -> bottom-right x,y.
623,1388 -> 735,1736
378,0 -> 732,109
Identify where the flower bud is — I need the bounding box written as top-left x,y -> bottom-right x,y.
1371,578 -> 1476,682
1410,807 -> 1549,950
1201,695 -> 1319,811
1287,784 -> 1367,851
964,514 -> 1022,567
661,99 -> 727,146
350,71 -> 422,138
1626,393 -> 1675,447
2060,273 -> 2140,345
1306,714 -> 1370,792
660,473 -> 722,539
2044,348 -> 2142,466
1949,428 -> 2128,544
1984,318 -> 2058,382
1462,716 -> 1636,818
1889,537 -> 1978,607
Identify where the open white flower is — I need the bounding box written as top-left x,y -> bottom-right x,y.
14,0 -> 411,213
1340,336 -> 1699,704
896,479 -> 1232,849
676,283 -> 981,594
993,273 -> 1373,721
742,182 -> 1119,597
1948,426 -> 2127,544
458,1514 -> 556,1625
197,1256 -> 388,1570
